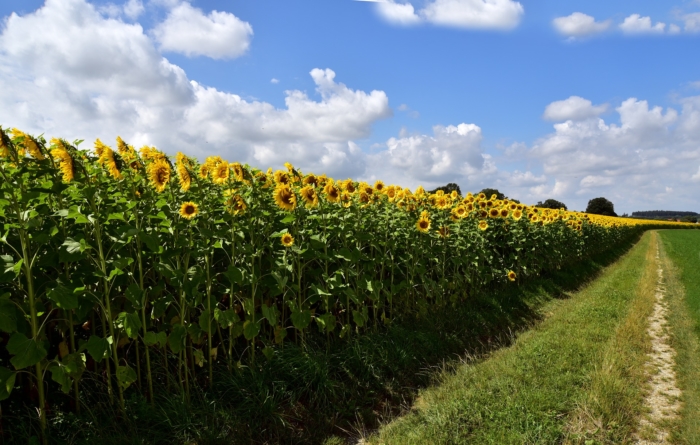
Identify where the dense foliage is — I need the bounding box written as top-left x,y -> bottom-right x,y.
536,199 -> 568,211
586,197 -> 617,217
0,127 -> 694,442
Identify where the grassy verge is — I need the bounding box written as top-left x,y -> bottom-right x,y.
659,230 -> 700,444
2,235 -> 642,445
367,231 -> 655,445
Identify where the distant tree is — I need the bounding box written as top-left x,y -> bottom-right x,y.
536,199 -> 567,210
586,197 -> 617,217
681,215 -> 698,223
478,188 -> 505,200
429,183 -> 462,196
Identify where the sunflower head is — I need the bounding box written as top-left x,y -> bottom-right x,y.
478,220 -> 489,231
437,225 -> 450,238
435,195 -> 450,210
414,186 -> 426,198
179,202 -> 199,219
199,163 -> 211,180
477,193 -> 486,200
148,159 -> 170,192
274,170 -> 290,185
230,162 -> 245,181
512,210 -> 523,221
452,206 -> 467,219
177,165 -> 192,192
324,182 -> 340,203
255,171 -> 270,188
341,179 -> 356,193
373,180 -> 385,193
50,140 -> 74,183
450,190 -> 458,199
500,208 -> 509,218
386,186 -> 397,201
303,174 -> 319,187
359,191 -> 371,204
300,185 -> 319,208
281,233 -> 294,247
226,195 -> 247,215
274,184 -> 297,211
212,162 -> 230,184
416,216 -> 431,233
340,191 -> 353,208
507,271 -> 517,282
489,208 -> 500,218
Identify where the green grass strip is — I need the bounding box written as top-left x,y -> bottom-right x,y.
369,232 -> 655,444
659,230 -> 700,444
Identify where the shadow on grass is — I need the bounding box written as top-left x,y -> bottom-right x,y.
1,234 -> 641,445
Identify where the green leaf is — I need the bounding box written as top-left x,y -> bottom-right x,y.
139,232 -> 161,253
62,238 -> 82,254
291,310 -> 311,330
46,284 -> 79,310
352,310 -> 366,328
192,349 -> 205,367
143,331 -> 158,347
50,364 -> 72,394
243,320 -> 260,340
0,296 -> 17,333
7,333 -> 47,370
85,335 -> 111,362
274,325 -> 287,344
0,366 -> 16,401
117,312 -> 142,339
107,213 -> 125,221
224,265 -> 244,286
261,304 -> 278,326
116,366 -> 137,391
199,309 -> 215,334
280,214 -> 296,224
262,346 -> 274,360
124,284 -> 144,309
214,308 -> 237,328
168,325 -> 187,353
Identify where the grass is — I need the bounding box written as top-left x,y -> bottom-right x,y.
1,233 -> 642,445
367,231 -> 656,445
659,230 -> 700,444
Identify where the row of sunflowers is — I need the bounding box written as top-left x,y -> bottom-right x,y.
0,126 -> 694,437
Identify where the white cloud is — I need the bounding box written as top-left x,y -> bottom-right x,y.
683,12 -> 700,32
508,170 -> 547,187
365,123 -> 488,187
620,14 -> 666,35
543,96 -> 608,121
0,0 -> 391,176
692,166 -> 700,182
271,78 -> 279,84
123,0 -> 144,19
369,0 -> 524,30
669,23 -> 682,34
152,2 -> 253,59
580,175 -> 614,188
375,1 -> 421,26
552,12 -> 611,38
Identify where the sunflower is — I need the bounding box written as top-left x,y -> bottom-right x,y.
435,195 -> 450,210
478,201 -> 487,209
452,206 -> 467,220
230,162 -> 245,181
386,186 -> 397,201
177,164 -> 191,192
341,179 -> 356,193
486,200 -> 495,208
12,129 -> 44,160
477,193 -> 486,200
324,182 -> 340,203
500,208 -> 509,218
414,186 -> 426,198
140,146 -> 168,163
274,170 -> 290,185
148,159 -> 171,192
478,220 -> 489,231
437,225 -> 450,238
416,216 -> 431,233
50,139 -> 74,183
359,191 -> 371,204
116,136 -> 137,163
303,174 -> 319,187
530,215 -> 540,223
509,203 -> 518,211
340,191 -> 353,208
255,171 -> 270,188
97,144 -> 122,180
274,184 -> 297,211
512,209 -> 523,221
300,185 -> 319,208
373,180 -> 385,193
489,208 -> 500,218
358,182 -> 373,195
450,190 -> 459,199
281,233 -> 294,247
225,195 -> 247,215
465,203 -> 475,212
0,127 -> 10,158
479,210 -> 488,219
507,271 -> 516,282
198,163 -> 211,179
284,162 -> 294,173
179,202 -> 198,219
212,162 -> 230,184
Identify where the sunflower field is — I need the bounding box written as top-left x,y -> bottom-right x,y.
0,126 -> 694,440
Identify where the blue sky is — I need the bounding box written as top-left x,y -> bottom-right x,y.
1,0 -> 699,213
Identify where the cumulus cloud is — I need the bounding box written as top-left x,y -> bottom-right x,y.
123,0 -> 144,19
543,96 -> 608,121
552,12 -> 611,38
366,0 -> 524,30
692,166 -> 700,182
365,123 -> 489,187
152,1 -> 253,59
620,14 -> 666,34
529,96 -> 700,211
270,78 -> 279,84
0,0 -> 391,176
507,170 -> 547,187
